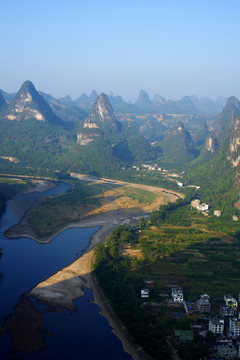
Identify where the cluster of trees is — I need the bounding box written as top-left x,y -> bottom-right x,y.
149,188 -> 195,226
0,119 -> 121,175
93,225 -> 171,359
186,143 -> 239,217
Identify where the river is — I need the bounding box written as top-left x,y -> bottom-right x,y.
0,181 -> 133,359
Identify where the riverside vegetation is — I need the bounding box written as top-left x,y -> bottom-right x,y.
26,178 -> 169,238
93,189 -> 240,360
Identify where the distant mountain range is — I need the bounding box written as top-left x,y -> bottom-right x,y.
0,81 -> 159,175
0,79 -> 239,218
1,86 -> 227,115
0,80 -> 237,189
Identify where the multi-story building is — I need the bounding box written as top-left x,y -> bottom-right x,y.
209,318 -> 224,334
229,318 -> 240,337
141,288 -> 150,298
171,287 -> 184,303
197,298 -> 211,312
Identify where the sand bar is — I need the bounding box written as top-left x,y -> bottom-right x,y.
6,175 -> 182,360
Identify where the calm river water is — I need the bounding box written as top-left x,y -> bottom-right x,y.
0,181 -> 133,359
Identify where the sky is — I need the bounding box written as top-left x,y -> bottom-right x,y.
1,0 -> 240,101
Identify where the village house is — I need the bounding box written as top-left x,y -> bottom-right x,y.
141,288 -> 150,298
209,318 -> 224,334
224,295 -> 238,312
214,210 -> 222,217
191,199 -> 209,212
197,298 -> 211,312
171,287 -> 184,303
197,203 -> 209,211
229,317 -> 240,337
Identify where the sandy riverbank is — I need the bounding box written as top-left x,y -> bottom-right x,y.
6,175 -> 182,360
28,210 -> 150,360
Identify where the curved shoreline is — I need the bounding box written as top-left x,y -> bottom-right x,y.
26,211 -> 147,360
27,212 -> 149,360
4,175 -> 183,360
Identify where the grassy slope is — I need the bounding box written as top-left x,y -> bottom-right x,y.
93,202 -> 240,359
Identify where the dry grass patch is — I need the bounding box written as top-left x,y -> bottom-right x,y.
121,246 -> 143,260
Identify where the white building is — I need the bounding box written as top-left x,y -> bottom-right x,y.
171,287 -> 184,303
197,298 -> 211,312
229,318 -> 240,337
196,203 -> 209,211
141,288 -> 150,298
209,318 -> 224,334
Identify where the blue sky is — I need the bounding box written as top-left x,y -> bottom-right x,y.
1,0 -> 240,101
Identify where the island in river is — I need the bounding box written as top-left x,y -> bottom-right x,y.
2,174 -> 183,360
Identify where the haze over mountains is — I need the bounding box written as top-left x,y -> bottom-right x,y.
1,84 -> 226,116
0,79 -> 240,213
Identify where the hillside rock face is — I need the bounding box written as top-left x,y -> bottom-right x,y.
1,80 -> 61,124
228,115 -> 240,167
0,92 -> 7,111
160,122 -> 197,165
215,96 -> 240,146
77,93 -> 118,145
193,121 -> 209,147
203,96 -> 240,156
205,135 -> 217,153
210,96 -> 240,171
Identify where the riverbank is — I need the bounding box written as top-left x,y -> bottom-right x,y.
28,209 -> 139,303
28,210 -> 150,360
5,175 -> 183,360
